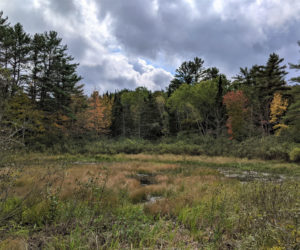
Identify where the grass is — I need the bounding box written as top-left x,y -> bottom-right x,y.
0,153 -> 300,249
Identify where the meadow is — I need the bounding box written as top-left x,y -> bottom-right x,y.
0,153 -> 300,249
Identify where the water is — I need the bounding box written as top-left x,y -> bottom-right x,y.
219,169 -> 287,182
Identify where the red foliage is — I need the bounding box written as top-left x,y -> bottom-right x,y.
223,90 -> 248,139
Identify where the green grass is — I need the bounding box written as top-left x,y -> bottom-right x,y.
28,135 -> 300,162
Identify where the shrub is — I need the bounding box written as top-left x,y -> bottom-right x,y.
289,147 -> 300,162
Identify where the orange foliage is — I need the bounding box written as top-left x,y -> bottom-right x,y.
223,90 -> 248,140
85,91 -> 113,135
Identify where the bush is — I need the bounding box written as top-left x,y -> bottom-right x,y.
289,147 -> 300,162
28,135 -> 299,162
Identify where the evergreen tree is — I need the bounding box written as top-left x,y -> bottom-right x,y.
289,41 -> 300,84
6,23 -> 31,95
232,65 -> 262,135
212,76 -> 227,135
0,11 -> 8,37
110,92 -> 124,137
167,57 -> 205,95
283,85 -> 300,142
257,53 -> 289,134
28,33 -> 45,101
0,67 -> 11,122
285,44 -> 300,141
203,67 -> 220,81
141,93 -> 162,139
35,31 -> 83,118
0,11 -> 10,70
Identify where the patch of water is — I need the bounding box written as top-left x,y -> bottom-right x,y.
73,161 -> 97,165
135,173 -> 157,186
219,169 -> 287,182
143,195 -> 163,205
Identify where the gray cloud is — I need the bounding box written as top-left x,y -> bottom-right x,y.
98,0 -> 300,75
1,0 -> 300,94
49,0 -> 77,15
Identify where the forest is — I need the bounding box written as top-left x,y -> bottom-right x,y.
0,11 -> 299,160
0,11 -> 300,249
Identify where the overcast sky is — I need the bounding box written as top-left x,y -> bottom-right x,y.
1,0 -> 300,94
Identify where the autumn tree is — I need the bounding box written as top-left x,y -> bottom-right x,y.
232,65 -> 262,136
100,93 -> 113,134
223,90 -> 249,140
270,93 -> 288,135
85,91 -> 113,136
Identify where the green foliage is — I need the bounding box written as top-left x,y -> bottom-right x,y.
284,85 -> 300,142
289,147 -> 300,162
5,91 -> 44,138
167,80 -> 218,134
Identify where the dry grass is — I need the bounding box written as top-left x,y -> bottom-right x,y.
9,156 -> 223,205
119,153 -> 265,164
0,238 -> 27,250
2,153 -> 300,249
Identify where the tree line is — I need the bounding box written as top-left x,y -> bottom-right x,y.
0,11 -> 299,150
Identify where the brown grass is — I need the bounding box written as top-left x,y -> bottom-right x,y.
8,156 -> 235,206
120,153 -> 265,164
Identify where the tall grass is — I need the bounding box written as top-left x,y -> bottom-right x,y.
1,153 -> 299,249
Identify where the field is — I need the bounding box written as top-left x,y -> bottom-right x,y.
1,153 -> 300,249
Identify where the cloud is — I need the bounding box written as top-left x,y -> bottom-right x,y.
78,56 -> 172,94
1,0 -> 300,94
97,0 -> 300,74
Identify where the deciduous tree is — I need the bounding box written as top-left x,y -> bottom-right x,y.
223,90 -> 249,140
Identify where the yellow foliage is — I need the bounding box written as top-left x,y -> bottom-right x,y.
273,124 -> 289,136
270,93 -> 288,123
270,93 -> 288,135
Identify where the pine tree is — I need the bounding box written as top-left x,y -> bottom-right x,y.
283,85 -> 300,142
285,43 -> 300,141
167,57 -> 205,95
35,31 -> 83,118
6,23 -> 31,95
0,11 -> 10,70
232,65 -> 263,135
257,53 -> 289,134
289,41 -> 300,84
28,33 -> 45,101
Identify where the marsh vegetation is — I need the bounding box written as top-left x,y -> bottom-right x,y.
1,153 -> 299,249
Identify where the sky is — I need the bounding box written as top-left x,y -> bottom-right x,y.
1,0 -> 300,94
